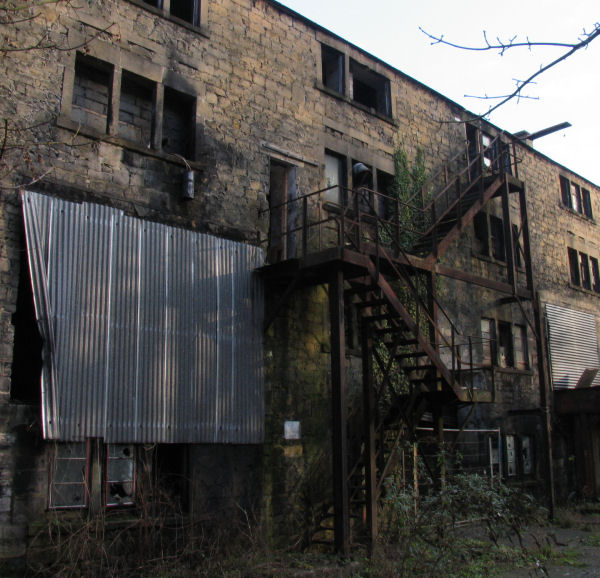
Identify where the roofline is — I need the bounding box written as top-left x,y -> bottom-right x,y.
264,0 -> 599,189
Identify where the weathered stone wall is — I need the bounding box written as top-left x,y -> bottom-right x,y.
2,0 -> 600,558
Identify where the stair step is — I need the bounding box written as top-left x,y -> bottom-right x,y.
395,351 -> 429,360
402,363 -> 436,372
356,298 -> 388,309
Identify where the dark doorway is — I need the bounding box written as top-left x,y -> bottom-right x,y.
268,159 -> 297,262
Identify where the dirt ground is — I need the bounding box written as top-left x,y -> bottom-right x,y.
498,509 -> 600,577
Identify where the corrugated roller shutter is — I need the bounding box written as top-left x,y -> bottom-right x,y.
21,191 -> 265,444
545,303 -> 600,389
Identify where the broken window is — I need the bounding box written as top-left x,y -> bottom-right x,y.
497,321 -> 513,368
506,434 -> 534,477
162,86 -> 195,158
482,318 -> 525,369
49,442 -> 88,509
118,70 -> 155,147
349,59 -> 391,117
321,44 -> 344,94
568,247 -> 600,293
474,211 -> 513,263
170,0 -> 201,26
106,444 -> 135,506
71,53 -> 113,134
560,175 -> 594,218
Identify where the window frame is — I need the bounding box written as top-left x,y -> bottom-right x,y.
60,51 -> 200,166
319,45 -> 393,120
105,444 -> 136,507
48,441 -> 90,510
568,246 -> 600,294
130,0 -> 207,32
480,318 -> 529,370
560,175 -> 594,219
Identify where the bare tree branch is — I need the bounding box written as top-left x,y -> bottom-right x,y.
421,22 -> 600,118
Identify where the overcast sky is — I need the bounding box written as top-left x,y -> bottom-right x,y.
276,0 -> 600,185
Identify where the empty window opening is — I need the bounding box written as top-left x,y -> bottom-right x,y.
170,0 -> 200,26
473,212 -> 489,256
106,444 -> 135,506
580,252 -> 592,290
268,159 -> 297,262
143,0 -> 162,6
592,257 -> 600,292
321,44 -> 344,94
568,247 -> 600,293
154,444 -> 189,511
49,442 -> 88,509
560,175 -> 593,218
11,241 -> 42,403
498,321 -> 514,368
162,86 -> 195,158
118,70 -> 155,147
349,59 -> 391,116
489,215 -> 505,262
71,53 -> 113,134
568,247 -> 581,286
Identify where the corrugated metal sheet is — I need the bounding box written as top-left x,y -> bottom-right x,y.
21,191 -> 264,443
546,303 -> 600,389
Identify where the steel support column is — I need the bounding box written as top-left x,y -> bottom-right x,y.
361,323 -> 377,549
329,267 -> 350,554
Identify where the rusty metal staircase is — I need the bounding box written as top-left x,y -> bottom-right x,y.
261,133 -> 525,552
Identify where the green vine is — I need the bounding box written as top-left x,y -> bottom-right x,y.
381,145 -> 431,251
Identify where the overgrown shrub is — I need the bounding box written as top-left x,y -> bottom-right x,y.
377,466 -> 546,575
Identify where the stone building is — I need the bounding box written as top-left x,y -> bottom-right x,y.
0,0 -> 599,562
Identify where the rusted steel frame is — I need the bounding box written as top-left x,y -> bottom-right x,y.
500,175 -> 517,294
329,267 -> 350,555
361,323 -> 378,549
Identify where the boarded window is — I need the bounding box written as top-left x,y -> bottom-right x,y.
322,44 -> 344,94
22,191 -> 264,443
118,70 -> 155,147
349,59 -> 391,116
162,86 -> 195,158
49,442 -> 88,508
71,53 -> 113,133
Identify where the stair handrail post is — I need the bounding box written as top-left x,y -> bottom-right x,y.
340,186 -> 346,249
468,336 -> 474,398
302,195 -> 308,258
354,188 -> 361,252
